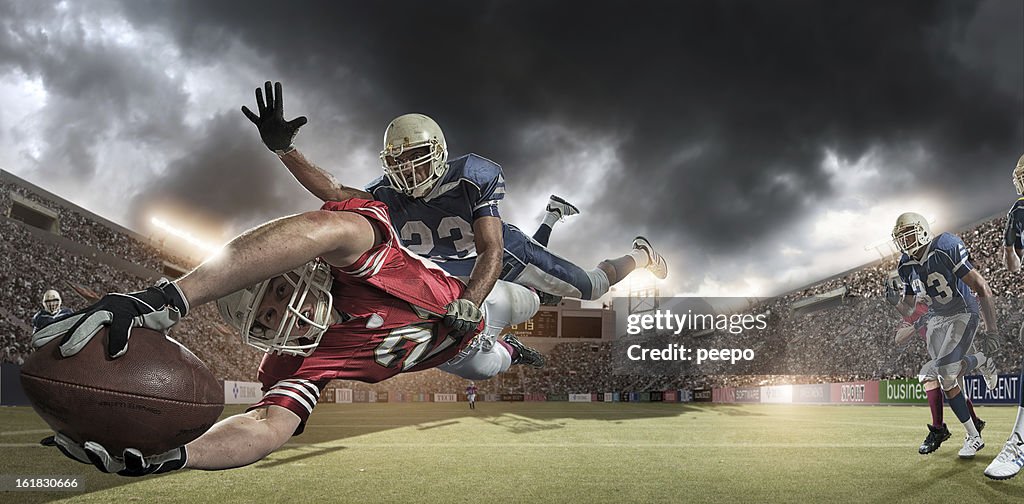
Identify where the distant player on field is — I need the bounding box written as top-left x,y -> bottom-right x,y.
31,289 -> 73,332
466,382 -> 478,410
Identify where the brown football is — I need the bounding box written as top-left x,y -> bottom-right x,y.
21,327 -> 224,456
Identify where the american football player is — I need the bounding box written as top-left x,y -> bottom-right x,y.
1002,154 -> 1024,273
891,212 -> 1001,460
31,197 -> 541,476
466,381 -> 478,410
886,274 -> 985,455
30,289 -> 73,332
241,82 -> 667,323
983,153 -> 1024,480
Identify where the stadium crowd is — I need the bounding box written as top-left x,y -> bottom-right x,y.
1,181 -> 261,379
3,178 -> 1023,396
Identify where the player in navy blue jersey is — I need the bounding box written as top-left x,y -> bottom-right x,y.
31,289 -> 73,332
242,82 -> 668,338
984,153 -> 1024,480
890,212 -> 1001,460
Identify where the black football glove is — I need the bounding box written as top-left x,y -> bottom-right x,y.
31,279 -> 188,358
537,291 -> 563,306
42,433 -> 187,477
884,276 -> 903,307
241,81 -> 308,155
443,299 -> 483,338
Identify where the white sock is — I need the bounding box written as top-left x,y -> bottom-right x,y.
630,248 -> 650,269
1012,407 -> 1024,440
542,212 -> 559,227
964,418 -> 980,438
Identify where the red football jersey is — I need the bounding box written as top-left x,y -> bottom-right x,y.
249,198 -> 481,432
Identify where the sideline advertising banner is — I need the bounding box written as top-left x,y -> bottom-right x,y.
793,384 -> 830,404
830,381 -> 879,405
223,380 -> 262,405
880,379 -> 927,404
963,375 -> 1021,404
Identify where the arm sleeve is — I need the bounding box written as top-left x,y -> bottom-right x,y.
320,198 -> 398,280
247,378 -> 329,436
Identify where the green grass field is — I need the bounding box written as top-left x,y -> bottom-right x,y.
1,403 -> 1023,503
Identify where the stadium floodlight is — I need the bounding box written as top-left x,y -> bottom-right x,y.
151,216 -> 223,258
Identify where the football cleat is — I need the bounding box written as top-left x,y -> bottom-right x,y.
958,434 -> 985,459
919,423 -> 951,455
633,236 -> 668,280
503,334 -> 545,368
985,433 -> 1024,480
546,195 -> 580,221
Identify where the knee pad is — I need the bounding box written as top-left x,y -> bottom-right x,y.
917,361 -> 938,384
936,363 -> 961,391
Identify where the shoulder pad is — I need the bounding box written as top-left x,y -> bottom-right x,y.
364,175 -> 390,194
452,153 -> 503,188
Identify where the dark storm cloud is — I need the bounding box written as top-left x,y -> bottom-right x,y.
113,0 -> 1021,255
0,1 -> 189,180
125,112 -> 323,234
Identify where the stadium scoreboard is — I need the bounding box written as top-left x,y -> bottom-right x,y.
502,309 -> 607,339
505,310 -> 558,338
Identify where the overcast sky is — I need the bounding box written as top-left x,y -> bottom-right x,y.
1,0 -> 1021,298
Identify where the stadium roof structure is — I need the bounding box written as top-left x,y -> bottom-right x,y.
1,169 -> 152,246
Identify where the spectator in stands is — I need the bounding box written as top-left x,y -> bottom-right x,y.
30,289 -> 72,332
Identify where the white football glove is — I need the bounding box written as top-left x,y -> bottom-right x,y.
42,433 -> 188,477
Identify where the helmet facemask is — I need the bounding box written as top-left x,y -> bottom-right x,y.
42,290 -> 61,314
216,260 -> 335,357
379,113 -> 448,198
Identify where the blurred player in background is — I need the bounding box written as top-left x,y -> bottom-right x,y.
886,274 -> 985,455
983,153 -> 1024,480
241,82 -> 667,321
890,212 -> 1000,460
33,197 -> 540,476
30,289 -> 72,332
466,382 -> 478,410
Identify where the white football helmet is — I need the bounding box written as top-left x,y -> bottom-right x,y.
1013,153 -> 1024,194
380,113 -> 448,198
216,260 -> 335,357
42,289 -> 62,314
892,212 -> 931,256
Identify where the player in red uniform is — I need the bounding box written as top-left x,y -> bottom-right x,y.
466,382 -> 478,410
32,198 -> 540,476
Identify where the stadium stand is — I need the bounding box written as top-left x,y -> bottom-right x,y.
1,172 -> 262,379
